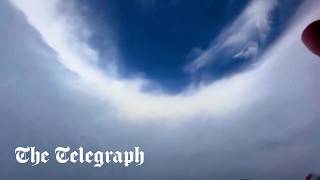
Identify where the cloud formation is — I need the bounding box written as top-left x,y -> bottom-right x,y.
1,1 -> 320,179
9,0 -> 264,121
8,0 -> 320,122
185,0 -> 278,72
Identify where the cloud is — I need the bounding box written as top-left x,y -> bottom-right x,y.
8,0 -> 320,123
8,0 -> 263,121
1,0 -> 320,179
185,0 -> 278,72
233,42 -> 259,59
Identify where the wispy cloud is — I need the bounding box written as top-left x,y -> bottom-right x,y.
185,0 -> 278,73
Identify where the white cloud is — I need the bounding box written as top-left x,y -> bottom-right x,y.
233,42 -> 259,59
185,0 -> 278,72
2,1 -> 320,178
8,0 -> 320,122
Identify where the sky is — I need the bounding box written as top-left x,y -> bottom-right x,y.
0,0 -> 320,179
66,0 -> 302,93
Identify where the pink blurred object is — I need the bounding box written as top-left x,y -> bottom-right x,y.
302,20 -> 320,57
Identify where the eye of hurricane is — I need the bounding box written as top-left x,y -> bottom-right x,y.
81,0 -> 277,94
9,0 -> 302,121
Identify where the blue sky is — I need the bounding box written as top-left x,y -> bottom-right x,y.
76,0 -> 302,93
1,0 -> 320,179
81,0 -> 249,92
